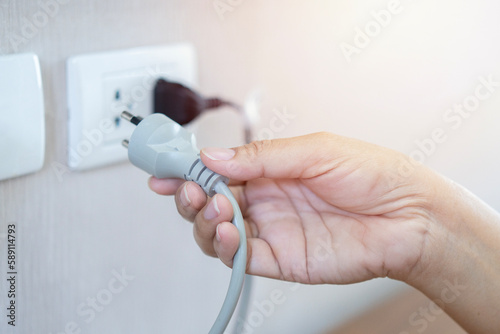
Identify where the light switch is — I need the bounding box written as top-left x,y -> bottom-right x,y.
66,44 -> 197,171
0,53 -> 45,181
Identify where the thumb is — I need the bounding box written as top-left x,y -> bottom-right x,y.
200,132 -> 341,181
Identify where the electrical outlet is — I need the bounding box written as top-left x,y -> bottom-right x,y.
66,44 -> 197,171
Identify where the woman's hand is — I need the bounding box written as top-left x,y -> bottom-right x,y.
150,132 -> 500,333
149,132 -> 438,284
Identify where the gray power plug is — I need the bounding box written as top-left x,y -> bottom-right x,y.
121,111 -> 228,197
120,111 -> 246,334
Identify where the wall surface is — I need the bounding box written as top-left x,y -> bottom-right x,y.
1,0 -> 499,333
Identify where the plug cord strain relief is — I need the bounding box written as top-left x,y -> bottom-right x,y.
184,158 -> 229,197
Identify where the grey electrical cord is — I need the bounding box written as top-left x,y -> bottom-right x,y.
230,101 -> 255,331
211,182 -> 247,334
120,111 -> 247,334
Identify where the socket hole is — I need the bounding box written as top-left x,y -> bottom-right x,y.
114,116 -> 120,127
115,90 -> 121,100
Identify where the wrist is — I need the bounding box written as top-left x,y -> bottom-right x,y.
405,172 -> 500,333
409,175 -> 499,284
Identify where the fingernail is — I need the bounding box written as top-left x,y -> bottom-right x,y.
180,183 -> 191,207
215,224 -> 221,242
204,195 -> 220,220
202,147 -> 236,161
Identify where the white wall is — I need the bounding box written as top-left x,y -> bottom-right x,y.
1,1 -> 499,333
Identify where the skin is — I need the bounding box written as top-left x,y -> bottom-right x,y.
149,132 -> 500,333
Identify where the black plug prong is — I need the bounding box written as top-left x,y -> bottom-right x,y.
121,111 -> 143,126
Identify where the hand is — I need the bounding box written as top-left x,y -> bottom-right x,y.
150,132 -> 500,333
149,132 -> 438,284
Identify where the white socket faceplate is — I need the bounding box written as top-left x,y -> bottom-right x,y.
66,44 -> 197,171
0,53 -> 45,181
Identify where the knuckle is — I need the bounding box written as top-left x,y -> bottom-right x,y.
242,139 -> 273,161
225,159 -> 243,176
226,140 -> 274,178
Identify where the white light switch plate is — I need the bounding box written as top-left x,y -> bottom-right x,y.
0,53 -> 45,181
66,44 -> 197,171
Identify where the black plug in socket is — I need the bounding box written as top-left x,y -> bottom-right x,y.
153,78 -> 225,125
